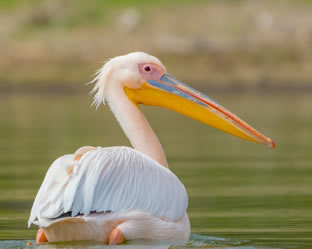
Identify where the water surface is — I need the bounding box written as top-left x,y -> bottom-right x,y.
0,93 -> 311,248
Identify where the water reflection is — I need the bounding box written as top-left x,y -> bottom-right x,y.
0,234 -> 267,249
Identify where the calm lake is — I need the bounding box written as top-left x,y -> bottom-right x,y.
0,91 -> 311,249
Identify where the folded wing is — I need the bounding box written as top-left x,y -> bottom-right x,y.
28,146 -> 188,227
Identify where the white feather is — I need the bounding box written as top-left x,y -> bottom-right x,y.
28,146 -> 188,228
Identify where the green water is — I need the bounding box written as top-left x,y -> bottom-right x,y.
0,93 -> 311,248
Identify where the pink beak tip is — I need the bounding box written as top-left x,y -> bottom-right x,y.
268,139 -> 276,149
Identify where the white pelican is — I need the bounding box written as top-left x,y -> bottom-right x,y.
28,52 -> 274,245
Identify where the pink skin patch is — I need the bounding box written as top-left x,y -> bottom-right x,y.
138,63 -> 166,81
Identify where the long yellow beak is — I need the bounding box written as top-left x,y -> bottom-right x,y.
125,73 -> 275,148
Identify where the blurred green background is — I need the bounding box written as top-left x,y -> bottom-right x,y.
1,0 -> 312,89
0,1 -> 312,248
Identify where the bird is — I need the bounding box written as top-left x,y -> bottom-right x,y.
28,52 -> 275,245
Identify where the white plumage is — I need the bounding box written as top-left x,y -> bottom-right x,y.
29,146 -> 188,229
28,52 -> 272,244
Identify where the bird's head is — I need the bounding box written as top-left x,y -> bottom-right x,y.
91,52 -> 275,148
91,52 -> 165,105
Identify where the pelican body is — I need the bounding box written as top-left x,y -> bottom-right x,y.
28,52 -> 274,244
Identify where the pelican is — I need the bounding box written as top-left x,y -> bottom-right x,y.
28,52 -> 274,245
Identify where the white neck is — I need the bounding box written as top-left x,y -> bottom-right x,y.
107,87 -> 168,168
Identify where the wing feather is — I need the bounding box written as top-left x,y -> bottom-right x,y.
28,147 -> 188,227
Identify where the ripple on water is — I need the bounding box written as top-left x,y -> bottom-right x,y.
0,234 -> 279,249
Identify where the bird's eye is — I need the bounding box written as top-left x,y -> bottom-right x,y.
144,66 -> 151,72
